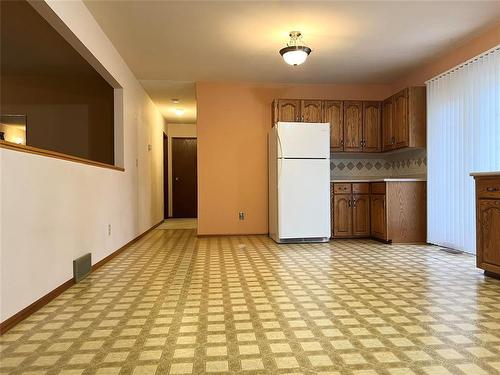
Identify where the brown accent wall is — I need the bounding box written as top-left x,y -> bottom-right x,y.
0,0 -> 114,165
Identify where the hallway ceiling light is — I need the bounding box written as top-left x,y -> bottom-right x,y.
173,108 -> 185,116
171,98 -> 180,104
279,31 -> 312,66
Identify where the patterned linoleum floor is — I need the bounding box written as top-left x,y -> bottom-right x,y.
1,229 -> 500,375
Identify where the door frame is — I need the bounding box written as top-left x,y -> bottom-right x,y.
169,135 -> 197,218
163,132 -> 168,219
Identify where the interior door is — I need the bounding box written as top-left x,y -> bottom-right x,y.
163,133 -> 168,219
172,138 -> 197,218
324,100 -> 343,151
278,158 -> 330,239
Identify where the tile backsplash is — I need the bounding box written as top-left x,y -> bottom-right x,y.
331,149 -> 426,179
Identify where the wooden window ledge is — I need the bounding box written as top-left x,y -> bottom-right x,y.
0,140 -> 124,172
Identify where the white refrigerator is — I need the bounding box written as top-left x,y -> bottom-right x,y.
268,122 -> 331,243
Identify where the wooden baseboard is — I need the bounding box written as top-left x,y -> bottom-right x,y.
0,220 -> 163,335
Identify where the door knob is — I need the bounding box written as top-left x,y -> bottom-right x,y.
175,177 -> 180,181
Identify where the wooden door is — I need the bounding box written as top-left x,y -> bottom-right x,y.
382,98 -> 393,151
277,99 -> 301,122
333,195 -> 352,237
172,138 -> 198,218
392,89 -> 409,149
163,133 -> 168,219
343,101 -> 363,152
324,101 -> 343,151
370,195 -> 387,240
352,195 -> 370,237
477,199 -> 500,268
362,101 -> 381,152
301,100 -> 323,123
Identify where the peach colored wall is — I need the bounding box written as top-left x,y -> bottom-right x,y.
391,23 -> 500,92
197,23 -> 499,236
196,82 -> 393,235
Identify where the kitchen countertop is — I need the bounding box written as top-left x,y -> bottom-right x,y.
331,177 -> 427,182
469,171 -> 500,177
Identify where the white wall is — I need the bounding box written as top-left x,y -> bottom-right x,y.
164,123 -> 197,217
0,0 -> 164,322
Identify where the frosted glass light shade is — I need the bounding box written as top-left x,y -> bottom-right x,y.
279,46 -> 311,66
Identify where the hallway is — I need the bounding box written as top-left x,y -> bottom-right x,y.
1,229 -> 500,374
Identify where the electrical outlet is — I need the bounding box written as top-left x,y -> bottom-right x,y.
239,212 -> 245,220
108,224 -> 111,236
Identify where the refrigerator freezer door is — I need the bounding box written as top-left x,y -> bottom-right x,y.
277,158 -> 331,239
276,122 -> 330,159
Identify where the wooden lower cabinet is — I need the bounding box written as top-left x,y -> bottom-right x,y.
332,183 -> 370,238
333,194 -> 352,237
473,175 -> 500,276
331,181 -> 426,243
352,194 -> 370,236
370,194 -> 387,240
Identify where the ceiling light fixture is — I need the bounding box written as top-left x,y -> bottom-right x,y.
171,98 -> 180,104
279,31 -> 312,66
173,108 -> 185,116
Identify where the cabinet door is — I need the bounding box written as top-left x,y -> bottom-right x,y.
477,199 -> 500,269
362,101 -> 381,152
324,101 -> 343,151
392,89 -> 409,149
333,195 -> 352,237
382,98 -> 393,151
330,184 -> 335,237
343,101 -> 363,152
277,99 -> 301,122
353,194 -> 370,237
301,100 -> 323,123
370,195 -> 387,240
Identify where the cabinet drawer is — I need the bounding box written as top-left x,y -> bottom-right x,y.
352,183 -> 369,194
477,178 -> 500,199
333,183 -> 351,194
371,182 -> 386,195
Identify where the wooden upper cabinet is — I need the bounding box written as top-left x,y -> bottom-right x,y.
392,89 -> 409,148
343,101 -> 363,152
382,87 -> 426,151
362,101 -> 381,152
301,100 -> 323,123
352,194 -> 370,236
323,100 -> 343,151
382,98 -> 393,150
276,99 -> 301,122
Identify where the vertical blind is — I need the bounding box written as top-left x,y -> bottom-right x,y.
427,46 -> 500,253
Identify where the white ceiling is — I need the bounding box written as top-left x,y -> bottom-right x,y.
84,1 -> 500,122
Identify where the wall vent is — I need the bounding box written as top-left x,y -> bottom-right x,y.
73,253 -> 91,283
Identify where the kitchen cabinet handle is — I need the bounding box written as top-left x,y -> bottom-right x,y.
301,115 -> 304,121
340,140 -> 344,146
348,200 -> 351,207
486,187 -> 499,192
352,199 -> 356,207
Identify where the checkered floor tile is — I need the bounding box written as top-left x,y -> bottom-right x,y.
1,228 -> 500,374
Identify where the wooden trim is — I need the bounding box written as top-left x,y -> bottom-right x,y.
0,141 -> 125,172
0,278 -> 75,335
0,220 -> 163,335
92,220 -> 163,272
